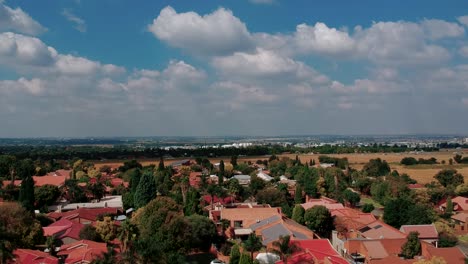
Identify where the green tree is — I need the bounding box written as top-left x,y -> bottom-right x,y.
362,158 -> 390,177
343,189 -> 360,207
438,231 -> 458,247
184,188 -> 201,216
434,169 -> 464,187
271,235 -> 300,264
186,214 -> 217,252
361,203 -> 375,213
231,156 -> 238,168
243,234 -> 263,261
35,185 -> 60,209
133,171 -> 156,209
255,187 -> 287,207
62,179 -> 87,203
294,185 -> 303,204
445,197 -> 453,215
0,202 -> 44,249
455,184 -> 468,197
158,157 -> 165,171
118,220 -> 138,253
304,205 -> 334,238
400,231 -> 421,259
19,175 -> 35,212
219,160 -> 225,185
239,253 -> 252,264
249,175 -> 266,195
87,181 -> 105,201
79,225 -> 101,242
291,205 -> 305,225
0,223 -> 14,264
230,244 -> 241,264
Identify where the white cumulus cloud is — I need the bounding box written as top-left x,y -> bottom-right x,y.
148,6 -> 253,56
0,2 -> 46,35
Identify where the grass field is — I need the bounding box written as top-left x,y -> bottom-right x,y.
360,197 -> 383,208
95,150 -> 468,185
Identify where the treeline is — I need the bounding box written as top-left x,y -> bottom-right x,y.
400,157 -> 438,165
0,144 -> 438,161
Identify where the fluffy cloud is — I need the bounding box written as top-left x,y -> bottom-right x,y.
0,77 -> 45,95
212,48 -> 328,84
421,19 -> 465,39
354,21 -> 451,65
61,9 -> 86,33
293,23 -> 355,55
0,32 -> 57,66
458,16 -> 468,27
0,32 -> 124,76
148,6 -> 253,56
0,2 -> 46,35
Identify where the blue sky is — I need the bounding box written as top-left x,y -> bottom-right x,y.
0,0 -> 468,137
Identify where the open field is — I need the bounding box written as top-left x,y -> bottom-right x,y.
94,150 -> 468,185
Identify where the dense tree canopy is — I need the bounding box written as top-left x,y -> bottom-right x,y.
434,169 -> 464,187
304,205 -> 334,238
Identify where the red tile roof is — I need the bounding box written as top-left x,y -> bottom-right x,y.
440,196 -> 468,211
12,249 -> 59,264
202,195 -> 234,205
43,218 -> 84,241
286,239 -> 348,264
48,208 -> 118,223
58,240 -> 108,264
400,224 -> 438,239
424,243 -> 466,264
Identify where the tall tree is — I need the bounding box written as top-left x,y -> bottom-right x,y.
271,235 -> 300,264
294,185 -> 303,204
243,233 -> 263,261
133,171 -> 156,209
219,160 -> 225,185
231,156 -> 238,168
19,174 -> 35,212
445,197 -> 453,215
229,244 -> 241,264
400,231 -> 421,259
292,205 -> 305,225
158,157 -> 165,171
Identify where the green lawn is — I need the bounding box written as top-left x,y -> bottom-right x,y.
361,197 -> 383,208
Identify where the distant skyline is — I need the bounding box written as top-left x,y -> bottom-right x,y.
1,0 -> 468,137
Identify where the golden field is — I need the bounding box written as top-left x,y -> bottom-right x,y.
95,149 -> 468,185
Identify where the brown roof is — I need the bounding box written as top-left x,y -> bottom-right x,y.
358,220 -> 406,239
452,212 -> 468,223
220,207 -> 281,228
345,238 -> 407,261
400,224 -> 438,239
441,196 -> 468,211
424,244 -> 466,264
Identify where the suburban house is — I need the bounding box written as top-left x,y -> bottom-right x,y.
355,220 -> 406,239
257,170 -> 273,182
57,240 -> 109,264
48,207 -> 119,225
43,219 -> 84,245
2,169 -> 72,188
451,212 -> 468,232
332,208 -> 377,239
400,224 -> 438,246
301,197 -> 345,211
48,195 -> 123,212
12,249 -> 59,264
248,215 -> 316,246
439,196 -> 468,212
343,238 -> 466,264
276,239 -> 348,264
232,175 -> 251,185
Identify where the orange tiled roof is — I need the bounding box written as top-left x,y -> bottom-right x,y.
400,224 -> 438,239
220,207 -> 282,228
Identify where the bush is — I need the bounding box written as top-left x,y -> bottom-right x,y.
362,203 -> 375,213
